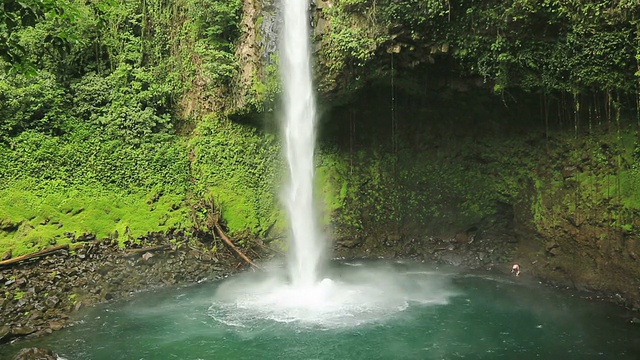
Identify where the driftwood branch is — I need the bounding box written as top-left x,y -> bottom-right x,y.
214,223 -> 263,271
0,244 -> 69,266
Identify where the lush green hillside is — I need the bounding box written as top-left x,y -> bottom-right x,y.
1,0 -> 639,275
0,0 -> 282,256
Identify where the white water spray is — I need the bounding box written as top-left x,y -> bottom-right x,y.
281,0 -> 323,287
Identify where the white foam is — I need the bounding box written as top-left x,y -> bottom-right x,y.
208,263 -> 459,329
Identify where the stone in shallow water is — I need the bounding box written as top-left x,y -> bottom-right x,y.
12,347 -> 57,360
49,321 -> 64,331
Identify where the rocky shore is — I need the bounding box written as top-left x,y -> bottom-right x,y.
0,232 -> 244,349
2,225 -> 639,359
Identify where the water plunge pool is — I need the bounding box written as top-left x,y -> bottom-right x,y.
1,260 -> 639,359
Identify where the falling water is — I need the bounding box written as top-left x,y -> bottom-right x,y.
281,0 -> 323,287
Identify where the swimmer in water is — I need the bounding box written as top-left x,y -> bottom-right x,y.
511,263 -> 521,276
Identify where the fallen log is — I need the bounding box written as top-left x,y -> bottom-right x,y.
0,244 -> 69,266
214,223 -> 263,271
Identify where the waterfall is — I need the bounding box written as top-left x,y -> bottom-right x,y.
281,0 -> 323,288
210,2 -> 458,329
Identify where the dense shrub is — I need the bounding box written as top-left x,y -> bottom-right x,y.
0,71 -> 70,142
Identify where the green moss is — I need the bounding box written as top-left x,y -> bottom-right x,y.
525,130 -> 640,236
189,115 -> 282,235
315,151 -> 350,225
0,185 -> 193,256
247,54 -> 281,113
617,170 -> 640,210
311,140 -> 511,236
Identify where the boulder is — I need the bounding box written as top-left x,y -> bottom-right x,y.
11,326 -> 36,336
12,347 -> 57,360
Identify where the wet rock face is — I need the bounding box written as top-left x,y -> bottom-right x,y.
334,221 -> 517,274
506,136 -> 640,311
333,193 -> 519,273
0,234 -> 238,345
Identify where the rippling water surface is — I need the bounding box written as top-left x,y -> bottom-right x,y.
1,261 -> 639,360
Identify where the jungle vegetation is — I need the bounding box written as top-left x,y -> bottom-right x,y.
1,0 -> 639,256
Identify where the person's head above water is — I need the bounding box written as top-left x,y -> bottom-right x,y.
511,264 -> 521,276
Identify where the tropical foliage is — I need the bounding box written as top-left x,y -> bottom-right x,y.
2,0 -> 640,257
318,0 -> 640,96
0,0 -> 249,256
